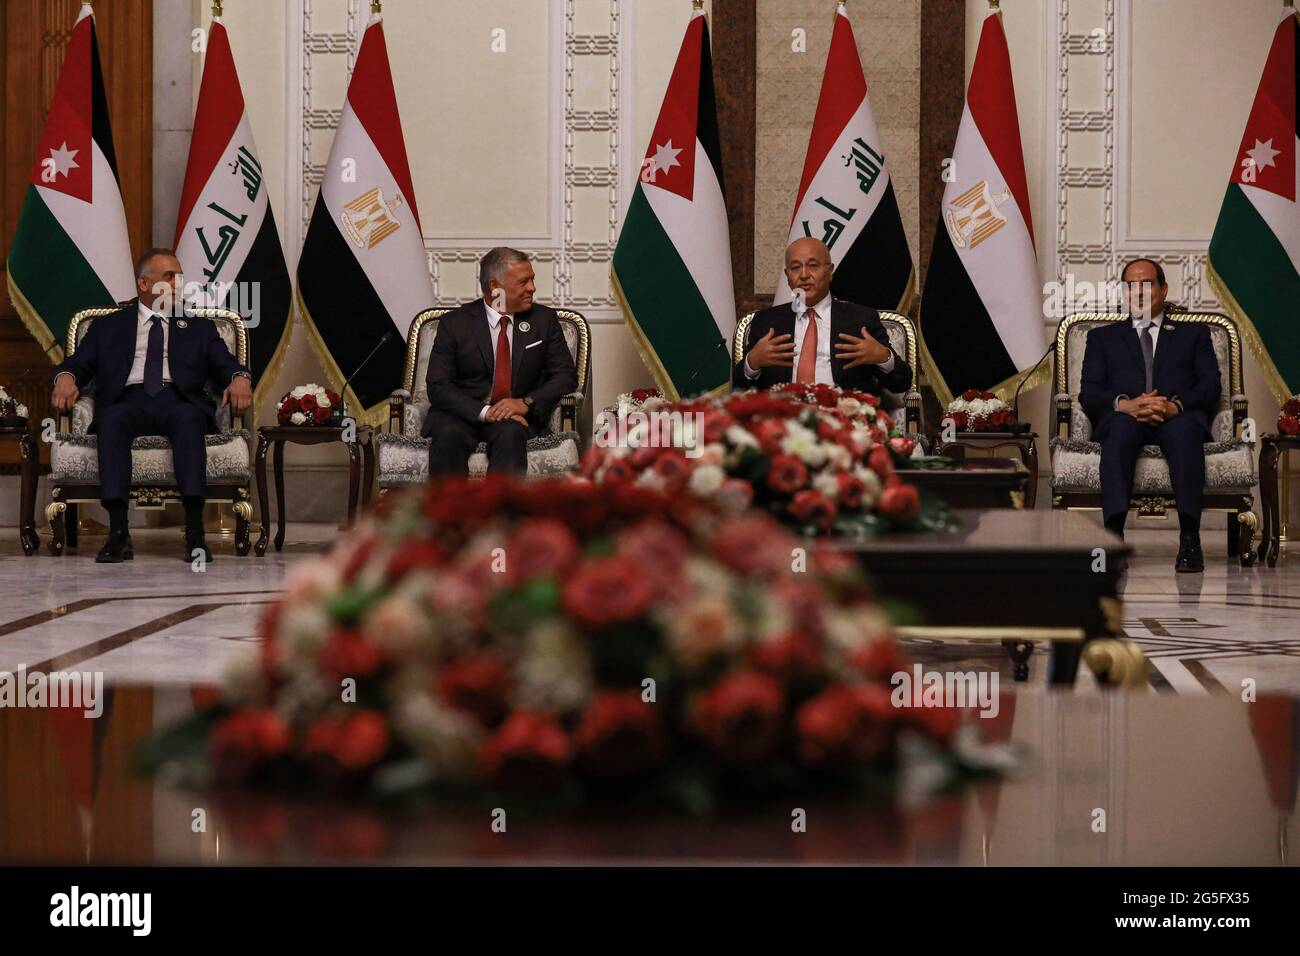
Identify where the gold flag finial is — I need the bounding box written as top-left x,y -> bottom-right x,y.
692,0 -> 704,10
372,0 -> 382,13
990,0 -> 1001,9
212,0 -> 223,17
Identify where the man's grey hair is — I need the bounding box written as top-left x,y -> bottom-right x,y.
135,247 -> 176,279
479,247 -> 531,293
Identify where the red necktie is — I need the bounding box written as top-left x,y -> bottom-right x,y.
795,311 -> 817,384
490,315 -> 512,403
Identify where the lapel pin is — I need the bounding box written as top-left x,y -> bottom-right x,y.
176,319 -> 188,328
518,320 -> 530,333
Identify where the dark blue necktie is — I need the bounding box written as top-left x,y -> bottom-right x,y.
143,314 -> 164,397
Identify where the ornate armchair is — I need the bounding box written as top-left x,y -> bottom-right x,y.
376,307 -> 590,489
45,306 -> 254,555
731,309 -> 924,435
1048,310 -> 1256,563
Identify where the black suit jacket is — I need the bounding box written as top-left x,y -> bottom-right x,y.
52,301 -> 249,434
422,299 -> 578,435
731,297 -> 913,395
1078,316 -> 1220,442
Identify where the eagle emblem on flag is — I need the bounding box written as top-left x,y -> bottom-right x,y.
943,180 -> 1010,250
340,186 -> 405,250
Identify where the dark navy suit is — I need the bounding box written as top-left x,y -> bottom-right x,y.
1078,316 -> 1220,522
52,301 -> 248,502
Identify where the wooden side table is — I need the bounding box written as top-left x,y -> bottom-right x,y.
1257,434 -> 1298,568
254,425 -> 374,556
937,431 -> 1040,508
1,420 -> 41,555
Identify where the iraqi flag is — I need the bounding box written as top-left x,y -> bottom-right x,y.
1208,6 -> 1300,402
175,16 -> 292,416
612,6 -> 735,400
5,3 -> 133,362
918,7 -> 1043,406
773,2 -> 913,312
297,11 -> 433,423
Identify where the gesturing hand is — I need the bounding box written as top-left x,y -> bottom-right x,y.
834,327 -> 891,368
747,328 -> 795,370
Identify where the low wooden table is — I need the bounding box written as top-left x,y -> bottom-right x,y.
937,431 -> 1039,507
899,457 -> 1031,510
839,508 -> 1132,684
1,420 -> 41,555
1257,433 -> 1298,567
254,424 -> 374,555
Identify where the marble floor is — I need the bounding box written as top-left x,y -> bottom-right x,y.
0,520 -> 1297,694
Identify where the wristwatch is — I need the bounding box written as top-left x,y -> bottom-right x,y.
522,396 -> 535,410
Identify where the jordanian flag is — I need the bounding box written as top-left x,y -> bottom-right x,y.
1209,5 -> 1300,401
612,6 -> 735,400
175,15 -> 291,414
919,7 -> 1043,406
297,11 -> 433,423
774,2 -> 913,312
5,3 -> 132,362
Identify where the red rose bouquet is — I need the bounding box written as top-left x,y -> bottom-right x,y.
583,383 -> 945,534
277,384 -> 342,426
1278,397 -> 1300,437
942,390 -> 1016,433
143,476 -> 994,811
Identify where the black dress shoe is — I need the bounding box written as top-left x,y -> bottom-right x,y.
184,532 -> 214,564
1175,532 -> 1204,573
96,531 -> 133,563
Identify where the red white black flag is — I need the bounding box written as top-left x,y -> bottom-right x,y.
174,15 -> 291,413
774,2 -> 913,311
919,7 -> 1044,405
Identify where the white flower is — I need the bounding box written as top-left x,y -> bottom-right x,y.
724,425 -> 760,449
634,469 -> 667,492
0,387 -> 9,400
511,620 -> 594,713
688,463 -> 726,497
781,422 -> 827,467
825,443 -> 853,471
662,591 -> 743,669
291,411 -> 308,425
16,403 -> 28,418
390,691 -> 484,783
813,471 -> 840,500
317,393 -> 331,409
837,397 -> 863,418
290,385 -> 309,399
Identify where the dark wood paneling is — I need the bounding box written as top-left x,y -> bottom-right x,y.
0,0 -> 151,461
919,0 -> 967,294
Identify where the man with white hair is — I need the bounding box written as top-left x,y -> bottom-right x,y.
422,247 -> 577,475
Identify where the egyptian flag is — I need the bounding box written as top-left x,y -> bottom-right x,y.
1209,5 -> 1300,402
175,15 -> 291,415
918,7 -> 1043,407
612,5 -> 735,400
5,3 -> 133,362
297,10 -> 433,423
773,2 -> 912,312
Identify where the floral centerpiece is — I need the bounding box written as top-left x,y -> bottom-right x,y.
613,387 -> 661,416
277,384 -> 341,426
583,383 -> 948,536
0,385 -> 29,425
142,477 -> 996,812
1278,396 -> 1300,437
942,390 -> 1016,433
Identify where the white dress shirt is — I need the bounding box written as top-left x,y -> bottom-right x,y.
125,301 -> 173,386
479,301 -> 515,421
744,296 -> 895,383
1113,312 -> 1165,410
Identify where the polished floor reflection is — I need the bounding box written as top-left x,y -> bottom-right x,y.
0,686 -> 1294,864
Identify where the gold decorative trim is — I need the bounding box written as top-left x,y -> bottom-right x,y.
6,271 -> 64,364
1053,311 -> 1243,398
892,625 -> 1085,642
731,308 -> 920,393
1206,261 -> 1291,405
401,306 -> 590,398
1082,639 -> 1148,688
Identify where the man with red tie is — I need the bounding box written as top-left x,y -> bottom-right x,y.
422,247 -> 578,476
734,237 -> 912,396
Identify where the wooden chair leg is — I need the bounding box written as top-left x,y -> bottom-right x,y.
1237,510 -> 1256,567
65,503 -> 79,549
47,502 -> 66,556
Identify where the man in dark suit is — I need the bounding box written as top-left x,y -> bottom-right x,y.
733,237 -> 912,396
422,247 -> 578,475
1079,257 -> 1220,572
51,248 -> 252,563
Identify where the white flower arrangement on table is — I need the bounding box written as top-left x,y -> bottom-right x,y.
276,383 -> 342,426
0,386 -> 29,421
942,390 -> 1016,433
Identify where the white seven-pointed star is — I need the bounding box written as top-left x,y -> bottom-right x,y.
651,140 -> 683,177
1246,138 -> 1280,172
47,141 -> 80,178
